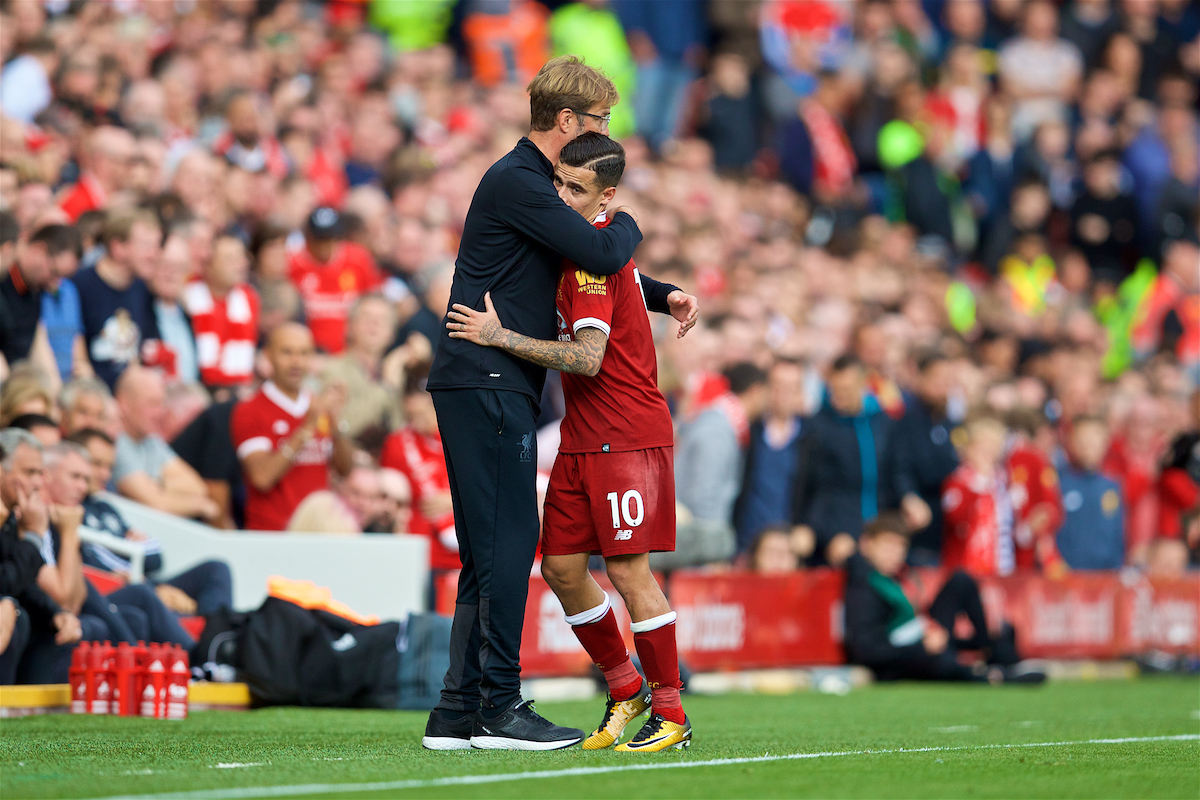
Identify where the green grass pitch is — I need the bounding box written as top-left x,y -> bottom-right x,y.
2,677 -> 1197,799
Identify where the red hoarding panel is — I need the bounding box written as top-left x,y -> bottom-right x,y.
434,568 -> 1198,676
1117,574 -> 1200,656
668,571 -> 846,671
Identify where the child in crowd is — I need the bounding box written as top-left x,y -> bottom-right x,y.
942,414 -> 1015,577
1056,415 -> 1124,569
843,512 -> 1040,683
1005,408 -> 1065,574
748,526 -> 800,575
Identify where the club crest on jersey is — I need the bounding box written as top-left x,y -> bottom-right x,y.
575,270 -> 607,295
557,309 -> 571,342
519,432 -> 534,463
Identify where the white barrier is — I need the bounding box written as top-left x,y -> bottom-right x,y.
100,494 -> 430,620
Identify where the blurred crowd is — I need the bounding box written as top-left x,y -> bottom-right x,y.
0,0 -> 1198,623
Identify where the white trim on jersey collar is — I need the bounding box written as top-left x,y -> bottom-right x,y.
594,211 -> 607,224
263,380 -> 312,418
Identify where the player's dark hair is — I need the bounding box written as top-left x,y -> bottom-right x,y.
862,511 -> 910,540
66,428 -> 115,449
559,132 -> 625,189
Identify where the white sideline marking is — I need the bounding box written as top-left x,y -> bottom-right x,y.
208,764 -> 266,770
87,735 -> 1199,800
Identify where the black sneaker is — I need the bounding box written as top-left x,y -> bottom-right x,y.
470,699 -> 584,750
1003,661 -> 1048,684
422,709 -> 475,750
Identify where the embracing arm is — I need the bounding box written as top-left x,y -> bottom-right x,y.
446,293 -> 609,377
488,326 -> 609,377
638,274 -> 681,315
503,170 -> 641,276
638,274 -> 699,338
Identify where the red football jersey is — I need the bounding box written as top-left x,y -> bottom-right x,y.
231,382 -> 333,531
556,219 -> 673,455
288,242 -> 382,353
183,280 -> 261,388
379,427 -> 461,570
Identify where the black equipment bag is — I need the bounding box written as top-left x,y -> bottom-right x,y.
238,597 -> 400,708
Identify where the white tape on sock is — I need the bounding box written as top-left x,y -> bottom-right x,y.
565,593 -> 611,627
630,610 -> 676,634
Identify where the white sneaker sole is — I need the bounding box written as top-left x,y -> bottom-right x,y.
422,735 -> 474,751
470,735 -> 582,751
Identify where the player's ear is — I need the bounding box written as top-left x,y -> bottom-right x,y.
601,186 -> 616,205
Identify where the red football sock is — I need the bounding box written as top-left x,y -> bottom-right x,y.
632,612 -> 685,725
572,607 -> 642,701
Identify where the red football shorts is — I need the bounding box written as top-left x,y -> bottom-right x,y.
541,446 -> 676,557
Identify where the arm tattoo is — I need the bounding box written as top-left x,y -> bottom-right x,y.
491,326 -> 609,376
480,318 -> 503,345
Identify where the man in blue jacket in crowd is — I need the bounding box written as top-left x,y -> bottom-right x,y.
794,355 -> 915,565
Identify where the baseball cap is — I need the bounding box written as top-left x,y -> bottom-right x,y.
307,206 -> 342,239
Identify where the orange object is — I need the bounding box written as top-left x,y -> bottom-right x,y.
462,0 -> 549,88
266,576 -> 380,626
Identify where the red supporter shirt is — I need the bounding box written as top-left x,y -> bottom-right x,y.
288,242 -> 382,353
183,280 -> 261,388
942,464 -> 1015,578
555,216 -> 674,455
380,427 -> 461,570
231,382 -> 332,531
1005,444 -> 1064,570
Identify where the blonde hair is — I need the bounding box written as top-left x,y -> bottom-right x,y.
527,55 -> 619,132
286,491 -> 360,534
0,370 -> 54,427
102,206 -> 160,248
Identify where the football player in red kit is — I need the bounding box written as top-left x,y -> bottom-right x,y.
447,132 -> 698,752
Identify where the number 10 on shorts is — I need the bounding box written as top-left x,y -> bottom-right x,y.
607,490 -> 644,541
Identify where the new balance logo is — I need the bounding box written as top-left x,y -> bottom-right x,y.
615,530 -> 633,541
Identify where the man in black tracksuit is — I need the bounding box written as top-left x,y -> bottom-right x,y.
422,57 -> 685,751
